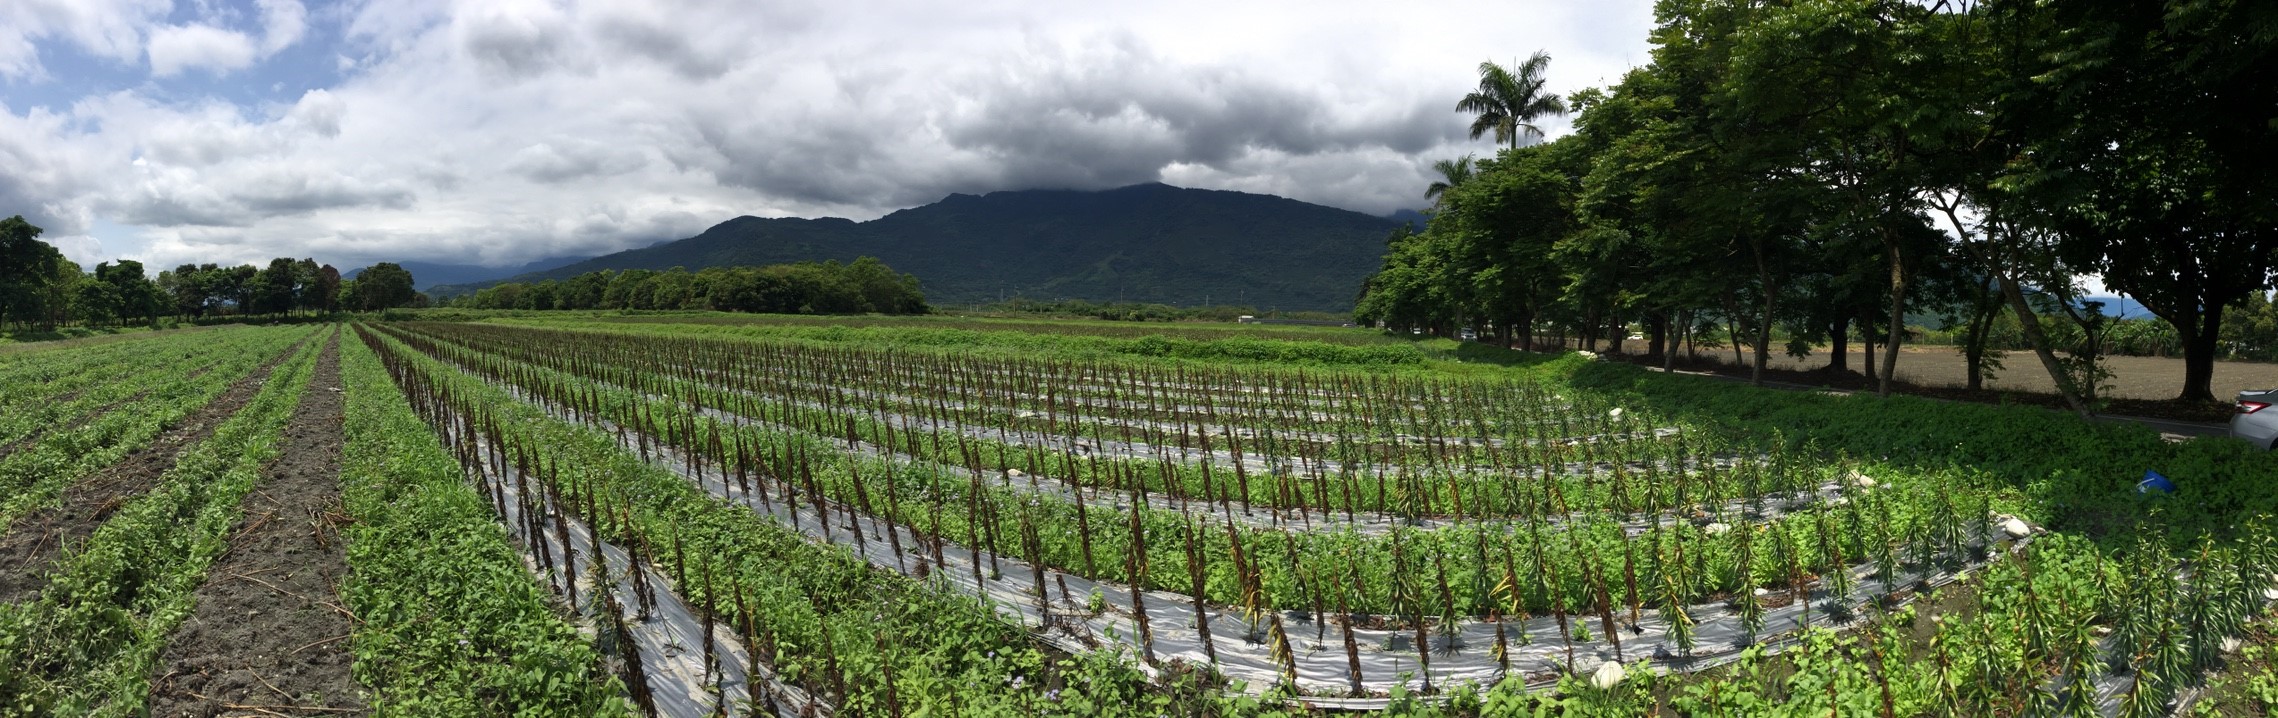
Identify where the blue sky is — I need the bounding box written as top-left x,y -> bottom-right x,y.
0,0 -> 1659,272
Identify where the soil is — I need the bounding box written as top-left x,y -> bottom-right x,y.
0,337 -> 305,604
147,334 -> 364,717
1603,346 -> 2253,423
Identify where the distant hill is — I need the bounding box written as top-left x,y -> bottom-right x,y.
351,256 -> 589,291
429,183 -> 1404,311
1385,209 -> 1431,231
2081,295 -> 2152,318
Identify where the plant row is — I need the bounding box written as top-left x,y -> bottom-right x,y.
382,325 -> 2278,715
0,325 -> 313,533
387,322 -> 1775,523
357,324 -> 1241,716
334,332 -> 632,716
375,322 -> 1985,624
408,321 -> 1637,455
0,326 -> 324,716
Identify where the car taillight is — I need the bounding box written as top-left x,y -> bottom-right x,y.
2243,401 -> 2271,414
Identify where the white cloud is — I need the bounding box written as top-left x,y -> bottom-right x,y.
255,0 -> 307,54
0,0 -> 171,79
2,0 -> 1658,271
147,23 -> 259,76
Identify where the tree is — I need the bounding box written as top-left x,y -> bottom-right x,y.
1724,0 -> 1971,395
350,262 -> 418,310
1457,51 -> 1568,150
314,264 -> 342,313
1424,156 -> 1475,206
94,260 -> 164,326
2001,0 -> 2278,402
251,258 -> 301,316
0,215 -> 66,329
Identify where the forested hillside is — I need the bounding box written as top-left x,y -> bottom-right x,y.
433,183 -> 1402,311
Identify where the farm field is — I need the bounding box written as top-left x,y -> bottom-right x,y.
1666,344 -> 2278,404
3,317 -> 2277,716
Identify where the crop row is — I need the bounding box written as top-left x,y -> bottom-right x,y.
335,333 -> 630,715
385,322 -> 1775,523
0,338 -> 234,456
358,324 -> 1224,715
397,322 -> 1655,457
369,325 -> 2278,715
375,321 -> 1914,619
0,326 -> 324,716
0,328 -> 233,409
0,326 -> 312,534
382,323 -> 1844,544
369,321 -> 2031,697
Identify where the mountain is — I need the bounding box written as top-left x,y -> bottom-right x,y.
350,256 -> 590,291
1385,209 -> 1431,231
432,183 -> 1404,311
2081,295 -> 2153,318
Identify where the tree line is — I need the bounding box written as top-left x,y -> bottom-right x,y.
0,215 -> 422,330
446,257 -> 928,315
1356,0 -> 2275,408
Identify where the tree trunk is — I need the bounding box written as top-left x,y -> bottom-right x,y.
2180,303 -> 2223,402
1664,311 -> 1681,371
1827,316 -> 1850,374
1648,311 -> 1668,359
1879,236 -> 1907,397
1962,278 -> 2002,392
1754,245 -> 1776,387
1861,314 -> 1875,385
1726,313 -> 1743,367
1998,274 -> 2091,417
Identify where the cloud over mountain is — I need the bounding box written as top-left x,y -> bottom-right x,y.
0,0 -> 1653,271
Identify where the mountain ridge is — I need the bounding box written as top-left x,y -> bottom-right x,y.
430,183 -> 1402,311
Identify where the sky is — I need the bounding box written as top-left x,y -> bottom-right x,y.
0,0 -> 1659,272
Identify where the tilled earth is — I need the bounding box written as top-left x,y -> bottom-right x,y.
0,338 -> 303,605
146,334 -> 365,718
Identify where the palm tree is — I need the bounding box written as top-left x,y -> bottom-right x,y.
1457,51 -> 1567,149
1424,155 -> 1475,205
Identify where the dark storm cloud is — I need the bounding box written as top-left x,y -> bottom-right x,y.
235,175 -> 414,214
460,7 -> 578,80
508,140 -> 649,184
111,169 -> 414,228
931,37 -> 1462,190
5,0 -> 1657,268
688,35 -> 1467,210
112,191 -> 250,227
594,19 -> 732,81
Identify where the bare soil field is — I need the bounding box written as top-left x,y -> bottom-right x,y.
1677,345 -> 2278,400
1589,342 -> 2274,422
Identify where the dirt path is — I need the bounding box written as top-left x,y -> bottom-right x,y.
147,334 -> 362,717
0,337 -> 306,604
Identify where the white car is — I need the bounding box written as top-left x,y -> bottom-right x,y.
2235,389 -> 2278,450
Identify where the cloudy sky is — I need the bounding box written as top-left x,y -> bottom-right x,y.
1,0 -> 1657,272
